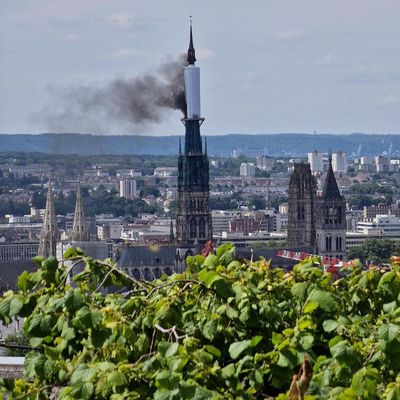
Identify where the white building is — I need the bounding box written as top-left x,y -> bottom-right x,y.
360,156 -> 374,165
357,214 -> 400,236
240,163 -> 256,177
307,151 -> 324,172
0,241 -> 39,262
332,151 -> 347,172
97,224 -> 122,240
375,156 -> 390,173
212,210 -> 241,234
116,169 -> 142,178
256,155 -> 274,172
154,167 -> 178,177
119,179 -> 137,199
279,202 -> 289,215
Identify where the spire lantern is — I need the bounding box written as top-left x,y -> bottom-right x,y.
187,17 -> 196,65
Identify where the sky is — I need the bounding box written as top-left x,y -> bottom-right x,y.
1,0 -> 400,136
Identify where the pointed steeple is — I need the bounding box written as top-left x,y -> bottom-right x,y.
38,181 -> 59,258
71,180 -> 89,242
169,219 -> 175,242
187,17 -> 196,65
321,157 -> 342,201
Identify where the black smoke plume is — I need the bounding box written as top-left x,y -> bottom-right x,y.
41,55 -> 187,133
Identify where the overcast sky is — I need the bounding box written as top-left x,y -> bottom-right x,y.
1,0 -> 400,135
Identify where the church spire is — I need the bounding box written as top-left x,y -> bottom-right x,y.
187,17 -> 196,65
169,219 -> 175,242
321,156 -> 342,201
38,181 -> 59,258
177,20 -> 212,246
71,180 -> 89,242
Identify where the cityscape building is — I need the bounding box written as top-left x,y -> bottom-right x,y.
38,181 -> 59,258
176,23 -> 212,245
288,158 -> 346,259
315,157 -> 347,259
287,163 -> 317,249
357,214 -> 400,236
119,179 -> 137,199
70,181 -> 89,242
307,151 -> 324,173
332,151 -> 347,173
240,163 -> 256,177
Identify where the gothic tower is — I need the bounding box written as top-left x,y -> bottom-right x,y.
176,22 -> 212,245
287,163 -> 317,249
38,181 -> 59,258
316,157 -> 346,259
70,180 -> 89,242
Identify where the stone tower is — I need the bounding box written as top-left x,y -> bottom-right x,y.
287,163 -> 317,249
38,181 -> 59,258
176,22 -> 212,245
70,180 -> 89,242
316,157 -> 346,259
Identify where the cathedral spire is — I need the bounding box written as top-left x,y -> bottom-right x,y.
321,157 -> 342,201
71,180 -> 89,242
177,21 -> 212,246
169,219 -> 175,242
187,17 -> 196,65
38,181 -> 59,258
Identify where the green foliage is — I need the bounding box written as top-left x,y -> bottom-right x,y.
2,246 -> 400,398
246,195 -> 266,210
349,182 -> 393,195
348,238 -> 400,264
348,194 -> 382,208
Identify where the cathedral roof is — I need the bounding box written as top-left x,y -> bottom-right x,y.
117,245 -> 177,268
321,159 -> 343,201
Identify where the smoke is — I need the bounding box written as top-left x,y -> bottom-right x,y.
40,55 -> 187,133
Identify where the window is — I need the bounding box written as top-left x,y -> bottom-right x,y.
326,236 -> 332,251
190,218 -> 197,238
199,218 -> 206,238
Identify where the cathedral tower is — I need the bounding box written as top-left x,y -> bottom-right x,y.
38,181 -> 59,258
70,180 -> 89,242
316,157 -> 346,259
287,163 -> 317,249
176,22 -> 212,245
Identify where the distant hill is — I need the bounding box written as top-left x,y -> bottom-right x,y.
0,133 -> 399,157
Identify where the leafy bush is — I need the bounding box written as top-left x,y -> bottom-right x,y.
1,245 -> 400,398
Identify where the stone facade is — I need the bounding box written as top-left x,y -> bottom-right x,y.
176,27 -> 212,246
287,163 -> 317,249
288,161 -> 346,259
38,181 -> 59,258
315,160 -> 346,259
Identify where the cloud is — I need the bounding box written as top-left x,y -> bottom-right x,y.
63,33 -> 81,42
274,29 -> 304,41
109,48 -> 144,58
108,12 -> 134,29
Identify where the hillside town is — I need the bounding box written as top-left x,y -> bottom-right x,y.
0,149 -> 398,283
